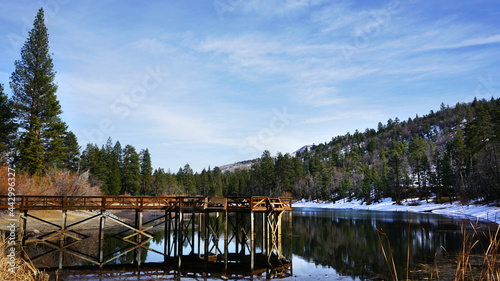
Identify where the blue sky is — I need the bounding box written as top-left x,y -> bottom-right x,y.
1,0 -> 499,172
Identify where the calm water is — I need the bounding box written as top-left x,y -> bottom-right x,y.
27,209 -> 490,280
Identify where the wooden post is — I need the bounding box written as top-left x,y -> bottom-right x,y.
133,210 -> 138,265
137,210 -> 143,266
265,212 -> 270,257
178,209 -> 183,269
98,210 -> 106,268
167,210 -> 170,262
278,211 -> 282,259
240,213 -> 244,255
262,212 -> 265,256
224,209 -> 228,273
59,210 -> 67,269
174,210 -> 178,258
250,211 -> 254,272
289,210 -> 293,266
191,213 -> 195,255
198,213 -> 202,259
204,211 -> 209,266
20,210 -> 27,246
215,212 -> 219,256
235,213 -> 239,255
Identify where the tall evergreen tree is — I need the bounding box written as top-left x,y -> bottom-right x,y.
0,84 -> 17,162
388,140 -> 408,204
10,8 -> 67,174
152,168 -> 167,196
179,163 -> 195,195
122,145 -> 141,195
260,150 -> 275,196
409,135 -> 430,201
62,131 -> 80,171
140,149 -> 153,195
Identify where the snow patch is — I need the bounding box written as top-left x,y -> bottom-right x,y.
293,198 -> 500,224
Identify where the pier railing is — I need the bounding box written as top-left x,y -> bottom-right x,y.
0,195 -> 292,212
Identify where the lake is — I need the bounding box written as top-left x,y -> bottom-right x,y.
26,208 -> 490,280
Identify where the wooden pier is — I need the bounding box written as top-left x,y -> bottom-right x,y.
0,196 -> 293,279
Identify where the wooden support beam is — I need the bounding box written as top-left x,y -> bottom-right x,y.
250,211 -> 254,271
191,213 -> 195,255
224,210 -> 228,273
164,210 -> 169,259
198,212 -> 201,259
204,211 -> 209,266
177,209 -> 182,269
278,211 -> 283,260
98,210 -> 105,267
137,210 -> 143,266
59,210 -> 67,269
20,210 -> 27,246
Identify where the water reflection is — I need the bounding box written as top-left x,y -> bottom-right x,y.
292,208 -> 489,280
26,211 -> 292,280
25,209 -> 490,280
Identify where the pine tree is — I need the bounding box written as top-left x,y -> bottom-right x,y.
103,138 -> 122,195
152,168 -> 167,196
62,131 -> 80,171
388,141 -> 408,204
10,8 -> 67,174
122,145 -> 141,195
260,150 -> 275,196
180,164 -> 195,195
140,149 -> 153,195
0,84 -> 17,162
80,143 -> 108,193
409,135 -> 430,201
212,167 -> 223,196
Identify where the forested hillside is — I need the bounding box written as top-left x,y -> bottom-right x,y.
294,98 -> 500,204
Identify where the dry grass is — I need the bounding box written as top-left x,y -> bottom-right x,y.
455,222 -> 500,281
0,164 -> 101,196
0,233 -> 48,281
378,221 -> 500,281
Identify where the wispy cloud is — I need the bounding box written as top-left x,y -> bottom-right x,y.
1,0 -> 499,171
420,34 -> 500,51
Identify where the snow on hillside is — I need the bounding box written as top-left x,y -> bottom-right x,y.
293,198 -> 500,224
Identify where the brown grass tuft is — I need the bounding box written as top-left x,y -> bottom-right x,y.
0,233 -> 49,281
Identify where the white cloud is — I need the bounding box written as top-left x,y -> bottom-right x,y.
2,0 -> 500,171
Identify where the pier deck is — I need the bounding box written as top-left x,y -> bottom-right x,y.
0,195 -> 292,212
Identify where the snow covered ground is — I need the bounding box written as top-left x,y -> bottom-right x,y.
293,198 -> 500,224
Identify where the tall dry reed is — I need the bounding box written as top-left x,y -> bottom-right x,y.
378,218 -> 500,280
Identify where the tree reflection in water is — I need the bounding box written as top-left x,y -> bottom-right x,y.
25,209 -> 489,280
292,208 -> 488,280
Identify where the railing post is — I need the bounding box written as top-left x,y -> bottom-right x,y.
63,195 -> 67,211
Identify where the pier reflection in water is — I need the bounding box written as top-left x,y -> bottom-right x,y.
20,197 -> 293,280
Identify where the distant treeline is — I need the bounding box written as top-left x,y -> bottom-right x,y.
77,97 -> 500,204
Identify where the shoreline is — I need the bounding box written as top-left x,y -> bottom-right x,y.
292,197 -> 500,224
